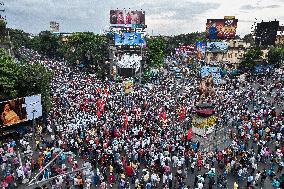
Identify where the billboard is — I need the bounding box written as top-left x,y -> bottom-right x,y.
50,21 -> 59,33
114,32 -> 145,46
196,42 -> 206,61
25,95 -> 42,120
255,21 -> 279,46
0,95 -> 42,128
206,42 -> 228,53
110,10 -> 145,27
0,98 -> 27,127
206,19 -> 238,39
200,66 -> 221,84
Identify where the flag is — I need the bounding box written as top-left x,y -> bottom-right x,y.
162,112 -> 167,121
187,128 -> 193,140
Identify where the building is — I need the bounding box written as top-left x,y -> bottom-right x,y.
206,39 -> 251,68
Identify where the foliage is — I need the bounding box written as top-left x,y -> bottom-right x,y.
267,47 -> 284,67
8,28 -> 33,49
239,47 -> 263,71
164,32 -> 206,55
243,34 -> 254,45
31,31 -> 63,58
146,37 -> 166,68
0,48 -> 53,112
62,32 -> 108,68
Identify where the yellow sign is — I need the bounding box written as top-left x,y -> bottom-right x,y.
224,16 -> 235,19
124,80 -> 134,94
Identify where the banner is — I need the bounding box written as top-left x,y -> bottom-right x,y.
196,42 -> 206,61
0,98 -> 27,127
206,42 -> 228,53
114,32 -> 146,46
110,10 -> 145,28
50,21 -> 59,33
206,19 -> 238,39
0,95 -> 42,128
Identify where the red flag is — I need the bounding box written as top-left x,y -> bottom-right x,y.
97,110 -> 101,118
162,112 -> 167,121
187,128 -> 193,140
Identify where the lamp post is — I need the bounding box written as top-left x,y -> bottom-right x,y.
139,43 -> 143,84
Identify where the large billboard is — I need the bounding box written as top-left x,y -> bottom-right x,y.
200,66 -> 221,84
0,98 -> 27,127
0,95 -> 42,128
50,21 -> 59,33
114,32 -> 146,46
206,42 -> 228,53
255,21 -> 279,46
196,42 -> 206,61
206,18 -> 238,39
110,10 -> 145,28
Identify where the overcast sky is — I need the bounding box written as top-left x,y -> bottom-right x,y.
3,0 -> 284,37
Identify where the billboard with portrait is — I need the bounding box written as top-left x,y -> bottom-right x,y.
0,95 -> 42,128
114,32 -> 145,46
206,42 -> 228,53
196,42 -> 206,61
0,98 -> 27,127
110,10 -> 145,27
206,19 -> 238,39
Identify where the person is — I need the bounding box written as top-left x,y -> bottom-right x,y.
1,103 -> 20,126
117,12 -> 125,24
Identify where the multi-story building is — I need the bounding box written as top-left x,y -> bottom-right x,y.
206,39 -> 251,68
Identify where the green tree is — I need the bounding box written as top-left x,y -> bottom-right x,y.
8,28 -> 33,49
239,47 -> 263,71
243,34 -> 254,45
62,32 -> 108,66
0,48 -> 20,99
146,37 -> 166,68
31,31 -> 62,58
267,47 -> 284,67
0,48 -> 53,112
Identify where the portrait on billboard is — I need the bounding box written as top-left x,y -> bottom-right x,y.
0,98 -> 27,127
206,19 -> 238,39
196,42 -> 206,61
110,10 -> 145,27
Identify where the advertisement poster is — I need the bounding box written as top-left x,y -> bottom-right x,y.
200,66 -> 221,84
206,42 -> 228,53
206,19 -> 238,39
114,32 -> 145,46
196,42 -> 206,61
110,10 -> 145,27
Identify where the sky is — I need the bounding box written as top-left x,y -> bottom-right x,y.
2,0 -> 284,37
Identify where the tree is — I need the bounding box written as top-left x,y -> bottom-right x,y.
8,28 -> 33,49
267,47 -> 284,67
146,37 -> 166,68
0,48 -> 53,112
62,32 -> 108,68
31,31 -> 62,58
239,47 -> 263,71
243,34 -> 254,45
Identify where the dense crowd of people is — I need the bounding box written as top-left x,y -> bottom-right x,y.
0,47 -> 284,189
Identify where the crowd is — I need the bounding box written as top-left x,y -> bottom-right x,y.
0,47 -> 284,189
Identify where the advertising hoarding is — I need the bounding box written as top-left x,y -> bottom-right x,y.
206,42 -> 228,53
110,10 -> 145,27
0,95 -> 42,128
206,19 -> 238,39
50,21 -> 59,33
196,42 -> 206,61
0,98 -> 27,127
200,66 -> 221,84
255,21 -> 279,46
114,32 -> 145,46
